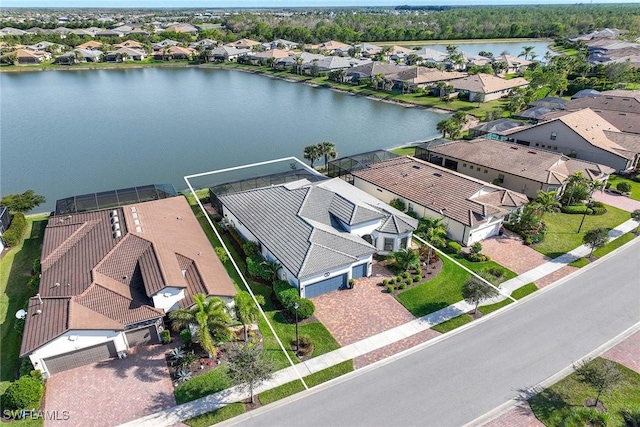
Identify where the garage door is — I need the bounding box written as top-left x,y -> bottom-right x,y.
304,273 -> 347,298
44,341 -> 117,375
468,223 -> 501,245
352,263 -> 368,279
126,326 -> 159,346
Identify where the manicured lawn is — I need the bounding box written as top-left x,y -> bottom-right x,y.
0,215 -> 48,389
569,257 -> 591,268
184,403 -> 245,427
529,358 -> 640,426
607,174 -> 640,201
174,366 -> 231,404
593,232 -> 637,258
478,282 -> 538,315
431,314 -> 474,333
534,205 -> 630,258
390,146 -> 416,156
259,360 -> 353,405
453,256 -> 518,282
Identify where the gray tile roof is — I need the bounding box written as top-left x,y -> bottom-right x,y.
220,179 -> 414,279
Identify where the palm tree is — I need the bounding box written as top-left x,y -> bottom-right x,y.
260,260 -> 281,282
234,291 -> 265,342
303,144 -> 322,168
532,190 -> 561,219
372,73 -> 385,90
519,46 -> 535,60
169,294 -> 232,357
390,248 -> 420,271
294,56 -> 304,75
318,141 -> 338,170
563,172 -> 587,206
436,119 -> 449,138
416,217 -> 448,269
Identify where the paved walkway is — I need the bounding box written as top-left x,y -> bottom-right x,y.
120,219 -> 639,427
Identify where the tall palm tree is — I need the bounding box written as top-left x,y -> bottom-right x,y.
416,217 -> 448,269
318,141 -> 338,170
532,190 -> 561,219
234,291 -> 265,342
563,172 -> 587,206
169,294 -> 231,357
303,144 -> 321,168
294,56 -> 304,74
519,46 -> 535,60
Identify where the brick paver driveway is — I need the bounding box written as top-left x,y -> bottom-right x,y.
44,343 -> 175,427
312,262 -> 416,346
593,190 -> 640,212
480,230 -> 551,275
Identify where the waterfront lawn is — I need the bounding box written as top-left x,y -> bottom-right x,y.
534,204 -> 630,258
0,215 -> 48,388
528,358 -> 640,427
478,282 -> 538,315
188,198 -> 340,371
184,403 -> 245,427
607,174 -> 640,201
431,314 -> 473,333
391,146 -> 416,156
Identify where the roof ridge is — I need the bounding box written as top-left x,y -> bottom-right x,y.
42,219 -> 100,270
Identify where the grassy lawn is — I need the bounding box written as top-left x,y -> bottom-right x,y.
534,204 -> 630,258
259,360 -> 353,405
431,314 -> 474,333
568,257 -> 591,268
174,366 -> 231,404
529,358 -> 640,426
607,175 -> 640,201
184,403 -> 245,427
390,146 -> 417,156
0,215 -> 48,388
478,282 -> 538,315
570,232 -> 637,266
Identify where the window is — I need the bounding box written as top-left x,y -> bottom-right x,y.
535,143 -> 539,147
498,174 -> 505,184
484,169 -> 488,174
400,237 -> 408,248
384,238 -> 394,252
462,163 -> 467,168
408,203 -> 414,211
550,132 -> 557,140
553,146 -> 558,150
477,167 -> 481,171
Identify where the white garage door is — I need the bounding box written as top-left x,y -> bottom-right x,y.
468,223 -> 501,245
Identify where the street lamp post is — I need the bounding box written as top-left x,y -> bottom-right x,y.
293,302 -> 299,353
577,197 -> 592,233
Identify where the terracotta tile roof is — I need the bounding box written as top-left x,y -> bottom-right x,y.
77,40 -> 103,49
75,284 -> 163,326
448,73 -> 528,94
226,38 -> 261,48
250,48 -> 290,59
315,40 -> 351,50
20,298 -> 70,357
352,157 -> 528,226
114,39 -> 143,49
426,139 -> 613,185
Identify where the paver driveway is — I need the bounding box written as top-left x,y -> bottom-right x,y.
593,190 -> 640,212
312,262 -> 416,346
43,343 -> 175,427
480,230 -> 551,275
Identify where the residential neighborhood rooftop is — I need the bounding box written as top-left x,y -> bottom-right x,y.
448,73 -> 529,94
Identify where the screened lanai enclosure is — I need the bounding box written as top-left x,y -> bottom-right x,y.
327,150 -> 399,183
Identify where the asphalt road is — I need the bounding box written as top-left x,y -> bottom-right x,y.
235,239 -> 640,427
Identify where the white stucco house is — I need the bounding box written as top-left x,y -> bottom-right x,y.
216,177 -> 418,298
20,196 -> 235,377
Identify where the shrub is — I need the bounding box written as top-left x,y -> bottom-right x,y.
416,268 -> 422,276
243,240 -> 260,256
616,182 -> 632,193
485,267 -> 504,278
389,198 -> 406,211
161,329 -> 171,344
589,201 -> 604,208
402,272 -> 409,279
279,288 -> 300,309
27,275 -> 39,291
591,206 -> 607,215
291,298 -> 315,319
396,276 -> 403,283
18,358 -> 34,378
32,258 -> 41,275
399,283 -> 406,290
447,241 -> 462,254
348,279 -> 355,288
294,334 -> 314,356
246,253 -> 265,278
2,375 -> 44,411
3,212 -> 26,247
561,205 -> 592,215
382,279 -> 388,286
406,278 -> 413,285
386,285 -> 394,293
180,329 -> 192,347
406,210 -> 418,218
634,176 -> 640,183
414,275 -> 421,282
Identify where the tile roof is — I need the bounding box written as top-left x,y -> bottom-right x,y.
426,138 -> 614,184
389,67 -> 467,84
352,157 -> 528,226
225,38 -> 261,48
346,62 -> 409,78
566,93 -> 640,114
448,73 -> 529,94
220,178 -> 415,279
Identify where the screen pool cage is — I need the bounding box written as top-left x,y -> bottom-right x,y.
327,150 -> 399,183
414,139 -> 452,161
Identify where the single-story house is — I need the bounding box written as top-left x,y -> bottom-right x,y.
208,46 -> 250,62
114,39 -> 144,50
55,49 -> 102,64
492,54 -> 532,75
162,23 -> 199,34
246,48 -> 291,65
354,42 -> 383,58
103,47 -> 146,62
565,91 -> 640,134
25,41 -> 64,53
12,48 -> 50,64
217,177 -> 417,299
346,62 -> 409,84
448,73 -> 529,102
94,29 -> 123,38
225,38 -> 261,50
417,138 -> 614,199
20,196 -> 235,378
413,47 -> 448,65
274,52 -> 326,69
189,39 -> 218,50
352,156 -> 529,246
153,46 -> 195,60
388,45 -> 414,62
507,108 -> 640,172
303,56 -> 371,73
77,40 -> 103,50
309,40 -> 352,55
152,39 -> 180,51
387,67 -> 467,90
263,39 -> 299,51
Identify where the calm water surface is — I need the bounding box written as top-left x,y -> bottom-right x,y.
425,40 -> 553,58
1,67 -> 448,212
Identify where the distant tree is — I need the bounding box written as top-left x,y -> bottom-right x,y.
519,45 -> 536,60
462,275 -> 499,314
226,344 -> 275,404
491,60 -> 508,75
631,209 -> 640,234
1,190 -> 46,214
583,228 -> 609,257
303,144 -> 322,168
573,358 -> 622,408
234,291 -> 265,342
478,50 -> 493,58
318,141 -> 338,170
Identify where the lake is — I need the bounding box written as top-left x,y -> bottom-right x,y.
1,67 -> 449,212
412,40 -> 553,59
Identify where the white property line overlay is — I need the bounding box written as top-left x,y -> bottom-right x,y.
184,157 -> 318,391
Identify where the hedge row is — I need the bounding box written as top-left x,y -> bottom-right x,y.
273,280 -> 315,319
2,212 -> 26,247
2,374 -> 44,411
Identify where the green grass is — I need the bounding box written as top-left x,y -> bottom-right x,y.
529,358 -> 640,426
0,215 -> 48,391
184,403 -> 245,427
259,360 -> 353,405
534,204 -> 631,258
431,314 -> 474,333
174,366 -> 231,404
390,146 -> 416,156
607,175 -> 640,201
478,282 -> 538,315
592,232 -> 637,258
568,257 -> 591,268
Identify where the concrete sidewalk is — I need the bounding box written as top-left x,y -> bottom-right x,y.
120,219 -> 639,427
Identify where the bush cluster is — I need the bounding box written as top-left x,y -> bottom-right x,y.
616,182 -> 632,193
446,241 -> 462,254
161,329 -> 171,344
180,328 -> 192,347
2,375 -> 44,411
561,205 -> 593,215
273,280 -> 315,319
3,212 -> 26,247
